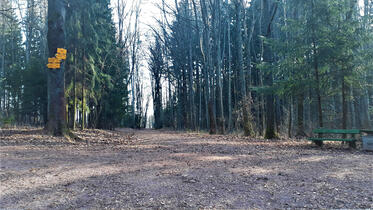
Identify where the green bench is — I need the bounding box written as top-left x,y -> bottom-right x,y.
307,129 -> 361,148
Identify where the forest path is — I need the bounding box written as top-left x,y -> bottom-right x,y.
0,128 -> 372,209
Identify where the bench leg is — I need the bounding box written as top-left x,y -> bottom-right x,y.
314,140 -> 323,147
349,134 -> 357,149
348,141 -> 356,149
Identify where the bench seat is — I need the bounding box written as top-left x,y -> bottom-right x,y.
308,129 -> 361,148
307,138 -> 356,142
313,129 -> 360,134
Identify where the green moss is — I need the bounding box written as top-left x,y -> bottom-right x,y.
265,127 -> 278,139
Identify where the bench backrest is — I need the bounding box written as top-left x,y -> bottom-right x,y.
360,129 -> 373,134
313,129 -> 360,134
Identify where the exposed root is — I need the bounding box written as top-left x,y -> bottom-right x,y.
63,129 -> 86,144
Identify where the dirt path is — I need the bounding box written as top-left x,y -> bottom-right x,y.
0,128 -> 372,209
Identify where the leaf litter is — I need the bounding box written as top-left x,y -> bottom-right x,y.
0,128 -> 372,209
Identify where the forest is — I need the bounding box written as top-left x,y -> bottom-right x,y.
0,0 -> 372,138
148,0 -> 373,137
1,0 -> 130,133
1,0 -> 373,209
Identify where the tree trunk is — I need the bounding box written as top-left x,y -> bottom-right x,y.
25,0 -> 35,63
235,0 -> 253,136
263,0 -> 277,139
46,0 -> 67,136
288,96 -> 292,138
353,89 -> 362,128
196,63 -> 201,130
315,63 -> 323,129
208,101 -> 216,134
342,76 -> 347,131
311,0 -> 323,129
214,0 -> 225,134
200,0 -> 212,131
296,93 -> 306,137
81,51 -> 86,130
192,0 -> 202,130
168,66 -> 174,128
349,88 -> 356,128
154,66 -> 162,129
188,31 -> 195,130
235,0 -> 246,101
361,90 -> 371,129
226,0 -> 232,132
1,15 -> 5,114
73,48 -> 77,130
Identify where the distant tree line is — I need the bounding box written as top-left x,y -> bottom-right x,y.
149,0 -> 373,137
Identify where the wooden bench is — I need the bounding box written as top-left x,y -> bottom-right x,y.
307,129 -> 360,148
360,129 -> 373,135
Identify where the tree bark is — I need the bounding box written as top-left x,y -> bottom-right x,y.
288,96 -> 292,138
296,93 -> 306,137
192,0 -> 202,130
81,48 -> 86,130
200,0 -> 212,131
263,0 -> 277,139
208,101 -> 216,134
311,0 -> 323,129
235,0 -> 246,99
214,0 -> 225,134
1,13 -> 5,114
342,76 -> 347,131
46,0 -> 67,136
73,48 -> 77,130
235,0 -> 253,136
25,0 -> 35,63
188,3 -> 195,130
225,0 -> 232,132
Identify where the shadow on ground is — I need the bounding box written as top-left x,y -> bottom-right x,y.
0,128 -> 372,209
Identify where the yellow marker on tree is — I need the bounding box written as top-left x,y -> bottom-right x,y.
47,48 -> 67,69
47,63 -> 61,69
57,48 -> 67,55
48,57 -> 59,63
55,53 -> 67,60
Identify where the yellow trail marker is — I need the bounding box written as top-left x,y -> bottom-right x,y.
48,57 -> 59,63
47,48 -> 67,69
57,48 -> 67,55
55,53 -> 67,60
47,63 -> 61,69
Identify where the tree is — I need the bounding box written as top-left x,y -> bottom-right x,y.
262,0 -> 278,139
150,38 -> 164,129
46,0 -> 67,135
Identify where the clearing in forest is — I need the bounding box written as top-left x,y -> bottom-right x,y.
0,128 -> 372,209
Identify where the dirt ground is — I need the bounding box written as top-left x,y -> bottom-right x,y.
0,128 -> 372,209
